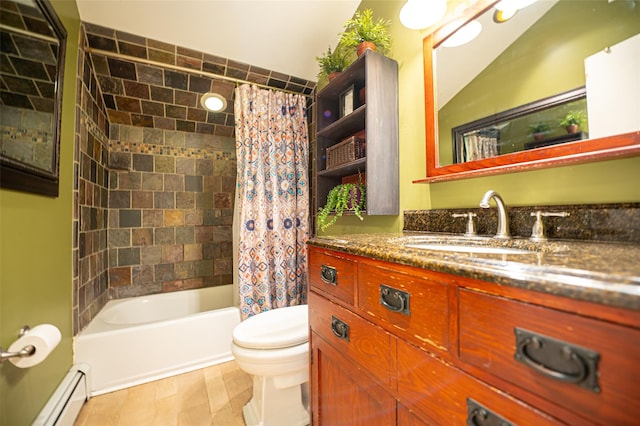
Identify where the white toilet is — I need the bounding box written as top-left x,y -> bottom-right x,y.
231,304 -> 310,426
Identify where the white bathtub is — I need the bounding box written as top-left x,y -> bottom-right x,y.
74,285 -> 240,395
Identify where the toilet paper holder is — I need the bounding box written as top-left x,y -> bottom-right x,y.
0,325 -> 36,363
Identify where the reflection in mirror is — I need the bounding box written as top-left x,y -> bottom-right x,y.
452,87 -> 587,163
421,0 -> 640,181
0,0 -> 66,196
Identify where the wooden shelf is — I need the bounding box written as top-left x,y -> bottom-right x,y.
314,50 -> 399,218
318,158 -> 367,177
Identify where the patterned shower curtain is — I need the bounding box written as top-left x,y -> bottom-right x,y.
234,84 -> 309,319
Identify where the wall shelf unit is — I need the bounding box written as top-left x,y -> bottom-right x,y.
315,50 -> 399,217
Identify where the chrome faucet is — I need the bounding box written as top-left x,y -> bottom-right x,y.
479,190 -> 510,239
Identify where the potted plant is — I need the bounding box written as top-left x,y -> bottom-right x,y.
559,110 -> 585,134
315,46 -> 350,81
317,182 -> 366,231
341,9 -> 392,57
528,122 -> 550,141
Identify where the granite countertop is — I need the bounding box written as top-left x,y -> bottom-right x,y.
308,232 -> 640,311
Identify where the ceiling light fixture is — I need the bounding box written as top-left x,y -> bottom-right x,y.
399,0 -> 447,30
493,0 -> 537,23
441,20 -> 482,47
200,92 -> 227,112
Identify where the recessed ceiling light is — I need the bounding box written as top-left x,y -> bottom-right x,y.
200,92 -> 227,112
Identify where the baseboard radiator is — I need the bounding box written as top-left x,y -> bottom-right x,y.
33,364 -> 91,426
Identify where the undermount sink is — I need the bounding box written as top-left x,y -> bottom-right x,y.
392,235 -> 543,255
405,243 -> 534,255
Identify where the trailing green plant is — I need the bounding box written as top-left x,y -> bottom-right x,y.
341,9 -> 392,54
559,110 -> 586,127
315,46 -> 350,80
317,182 -> 366,232
528,122 -> 550,135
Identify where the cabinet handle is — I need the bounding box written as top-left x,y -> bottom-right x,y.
466,398 -> 513,426
320,265 -> 337,285
380,284 -> 410,315
514,327 -> 600,392
331,316 -> 350,342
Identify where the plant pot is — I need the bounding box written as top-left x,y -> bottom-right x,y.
356,41 -> 376,57
565,124 -> 579,134
533,133 -> 545,141
328,71 -> 341,82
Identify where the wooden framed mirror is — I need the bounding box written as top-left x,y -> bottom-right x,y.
416,0 -> 640,183
0,0 -> 67,196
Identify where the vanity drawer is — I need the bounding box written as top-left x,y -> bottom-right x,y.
459,289 -> 640,425
308,247 -> 356,305
309,290 -> 393,388
357,263 -> 449,352
397,340 -> 563,425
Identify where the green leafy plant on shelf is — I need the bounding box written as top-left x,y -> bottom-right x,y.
559,110 -> 586,129
317,182 -> 366,232
341,9 -> 392,55
315,45 -> 350,81
528,122 -> 551,136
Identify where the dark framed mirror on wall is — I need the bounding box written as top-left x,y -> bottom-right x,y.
0,0 -> 67,197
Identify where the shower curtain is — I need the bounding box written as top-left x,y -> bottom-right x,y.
234,84 -> 310,319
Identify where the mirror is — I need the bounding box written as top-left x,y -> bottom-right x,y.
419,0 -> 640,182
0,0 -> 66,196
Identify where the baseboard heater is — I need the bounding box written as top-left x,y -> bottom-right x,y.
33,364 -> 91,426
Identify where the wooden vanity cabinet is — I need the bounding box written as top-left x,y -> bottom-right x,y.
459,289 -> 640,426
308,245 -> 639,425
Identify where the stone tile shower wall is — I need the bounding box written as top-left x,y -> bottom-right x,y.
74,25 -> 111,335
107,125 -> 236,298
73,22 -> 316,334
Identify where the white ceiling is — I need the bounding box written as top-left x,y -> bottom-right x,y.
75,0 -> 362,82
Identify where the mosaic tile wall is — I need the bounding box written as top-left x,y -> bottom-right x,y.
73,25 -> 111,334
73,22 -> 317,333
107,124 -> 236,298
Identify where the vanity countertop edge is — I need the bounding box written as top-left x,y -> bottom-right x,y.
307,232 -> 640,311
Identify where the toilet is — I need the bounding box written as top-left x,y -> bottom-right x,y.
231,304 -> 310,426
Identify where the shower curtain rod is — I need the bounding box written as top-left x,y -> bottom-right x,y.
84,47 -> 314,98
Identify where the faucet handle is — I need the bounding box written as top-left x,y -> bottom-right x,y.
530,211 -> 570,242
452,212 -> 477,236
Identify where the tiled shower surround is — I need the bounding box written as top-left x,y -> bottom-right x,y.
73,23 -> 316,333
107,124 -> 236,298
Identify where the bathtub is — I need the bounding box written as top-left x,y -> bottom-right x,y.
74,285 -> 240,395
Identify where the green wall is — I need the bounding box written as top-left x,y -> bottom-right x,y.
0,1 -> 79,424
320,0 -> 639,236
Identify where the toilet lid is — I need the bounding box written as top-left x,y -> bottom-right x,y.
233,305 -> 309,349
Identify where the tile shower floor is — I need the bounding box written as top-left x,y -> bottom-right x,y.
75,360 -> 251,425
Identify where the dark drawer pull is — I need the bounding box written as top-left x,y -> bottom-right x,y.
320,265 -> 337,285
331,316 -> 349,342
514,327 -> 600,392
466,398 -> 513,426
380,284 -> 410,315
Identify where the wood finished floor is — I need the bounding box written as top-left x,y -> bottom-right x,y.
75,360 -> 252,426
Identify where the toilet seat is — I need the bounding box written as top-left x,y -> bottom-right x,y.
233,304 -> 308,349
